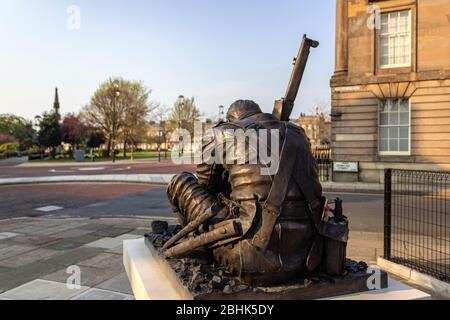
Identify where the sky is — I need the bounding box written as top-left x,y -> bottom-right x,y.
0,0 -> 335,121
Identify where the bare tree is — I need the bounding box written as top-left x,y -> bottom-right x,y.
82,77 -> 154,162
121,82 -> 157,157
168,96 -> 200,155
150,104 -> 171,152
152,104 -> 171,122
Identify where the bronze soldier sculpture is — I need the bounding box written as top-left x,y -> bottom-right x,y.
162,36 -> 349,287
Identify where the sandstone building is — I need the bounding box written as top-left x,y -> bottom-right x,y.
331,0 -> 450,182
295,113 -> 332,148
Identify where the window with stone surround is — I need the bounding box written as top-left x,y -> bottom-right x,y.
379,10 -> 412,68
379,99 -> 410,155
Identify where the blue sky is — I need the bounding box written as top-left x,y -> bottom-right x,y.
0,0 -> 335,120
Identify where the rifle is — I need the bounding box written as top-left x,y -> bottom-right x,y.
162,202 -> 222,250
164,220 -> 242,258
273,34 -> 319,121
162,194 -> 245,251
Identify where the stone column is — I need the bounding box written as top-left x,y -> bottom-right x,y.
334,0 -> 348,76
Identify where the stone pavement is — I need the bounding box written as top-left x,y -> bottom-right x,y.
0,216 -> 176,300
0,215 -> 383,300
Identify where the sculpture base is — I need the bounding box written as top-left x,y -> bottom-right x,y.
143,236 -> 388,300
124,238 -> 431,300
195,271 -> 388,300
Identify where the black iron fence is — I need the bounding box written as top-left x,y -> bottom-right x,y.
384,169 -> 450,282
313,146 -> 331,182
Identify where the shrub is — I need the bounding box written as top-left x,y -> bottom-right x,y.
61,149 -> 74,159
0,143 -> 19,153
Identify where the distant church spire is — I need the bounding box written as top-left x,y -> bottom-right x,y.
53,87 -> 60,118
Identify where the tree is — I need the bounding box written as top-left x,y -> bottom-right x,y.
120,81 -> 156,157
20,122 -> 38,150
168,96 -> 200,155
150,105 -> 171,152
61,113 -> 86,154
82,77 -> 154,162
0,114 -> 37,150
0,132 -> 14,145
37,112 -> 61,159
86,130 -> 105,149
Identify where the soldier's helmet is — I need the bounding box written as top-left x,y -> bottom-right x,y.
226,100 -> 262,122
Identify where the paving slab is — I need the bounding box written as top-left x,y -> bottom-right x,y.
85,234 -> 141,250
78,253 -> 123,269
0,248 -> 61,268
43,264 -> 125,287
23,219 -> 69,227
116,234 -> 144,241
71,288 -> 133,300
44,234 -> 103,251
78,223 -> 112,231
0,266 -> 12,284
50,229 -> 94,239
84,237 -> 118,250
4,234 -> 59,246
0,244 -> 37,260
0,217 -> 151,297
96,272 -> 133,295
128,228 -> 152,237
7,225 -> 49,234
0,261 -> 64,292
0,279 -> 89,300
44,225 -> 90,236
44,246 -> 104,268
96,218 -> 154,229
105,245 -> 125,255
92,226 -> 135,238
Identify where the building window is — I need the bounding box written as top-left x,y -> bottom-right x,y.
379,10 -> 411,68
379,99 -> 410,155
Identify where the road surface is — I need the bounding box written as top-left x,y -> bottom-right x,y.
0,158 -> 385,232
0,182 -> 384,233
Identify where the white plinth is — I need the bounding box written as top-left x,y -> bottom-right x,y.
123,239 -> 431,301
322,279 -> 431,300
123,238 -> 192,300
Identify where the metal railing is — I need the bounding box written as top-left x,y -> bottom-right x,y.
384,169 -> 450,282
313,146 -> 331,182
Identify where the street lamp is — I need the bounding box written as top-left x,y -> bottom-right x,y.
34,116 -> 44,160
178,95 -> 185,158
112,82 -> 121,163
158,127 -> 163,162
159,120 -> 167,159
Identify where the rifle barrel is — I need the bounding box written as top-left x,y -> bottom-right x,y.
164,220 -> 240,258
275,34 -> 319,121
